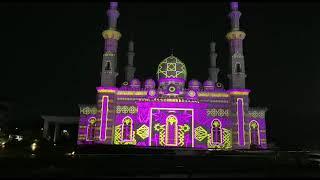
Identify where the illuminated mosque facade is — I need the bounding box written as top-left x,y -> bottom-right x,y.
77,2 -> 268,150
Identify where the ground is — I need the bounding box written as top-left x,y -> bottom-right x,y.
0,145 -> 319,178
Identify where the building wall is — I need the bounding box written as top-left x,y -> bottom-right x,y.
77,88 -> 267,150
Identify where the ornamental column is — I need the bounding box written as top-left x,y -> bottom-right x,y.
124,40 -> 136,82
53,123 -> 60,143
226,2 -> 247,89
43,120 -> 49,139
208,41 -> 220,83
100,2 -> 121,87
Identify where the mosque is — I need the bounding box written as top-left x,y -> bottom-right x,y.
76,2 -> 268,150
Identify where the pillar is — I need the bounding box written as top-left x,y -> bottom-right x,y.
43,120 -> 49,139
53,123 -> 60,143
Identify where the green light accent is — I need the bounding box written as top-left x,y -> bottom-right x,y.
136,124 -> 149,140
157,55 -> 187,80
154,123 -> 165,146
195,126 -> 208,142
207,128 -> 232,150
114,124 -> 136,145
114,125 -> 122,145
250,121 -> 258,129
178,124 -> 190,146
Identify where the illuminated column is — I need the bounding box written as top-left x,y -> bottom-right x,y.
124,40 -> 136,82
53,123 -> 60,143
208,41 -> 220,83
43,120 -> 49,139
96,87 -> 117,144
248,108 -> 268,149
101,2 -> 121,87
228,89 -> 250,149
226,2 -> 247,89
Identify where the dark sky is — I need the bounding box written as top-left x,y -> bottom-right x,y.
1,1 -> 320,148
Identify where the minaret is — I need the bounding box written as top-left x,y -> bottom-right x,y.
100,2 -> 121,87
226,2 -> 247,89
208,41 -> 220,83
124,40 -> 136,82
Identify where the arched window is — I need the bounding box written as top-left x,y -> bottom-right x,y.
211,119 -> 222,144
86,118 -> 96,141
165,115 -> 178,146
105,61 -> 111,71
249,120 -> 260,146
236,63 -> 241,73
121,117 -> 133,141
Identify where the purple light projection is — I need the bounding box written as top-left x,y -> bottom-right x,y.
149,107 -> 193,147
230,2 -> 238,11
105,39 -> 118,52
158,77 -> 186,84
77,2 -> 268,150
99,95 -> 109,141
237,98 -> 245,146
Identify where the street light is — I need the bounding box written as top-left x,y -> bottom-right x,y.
31,143 -> 37,151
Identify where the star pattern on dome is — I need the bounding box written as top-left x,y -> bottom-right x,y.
157,55 -> 187,79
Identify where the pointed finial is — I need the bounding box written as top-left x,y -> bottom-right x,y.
231,2 -> 238,11
210,42 -> 216,52
110,2 -> 118,9
210,33 -> 216,52
129,40 -> 134,52
211,32 -> 215,42
170,48 -> 174,56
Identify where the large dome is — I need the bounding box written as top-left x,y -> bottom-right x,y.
157,55 -> 187,80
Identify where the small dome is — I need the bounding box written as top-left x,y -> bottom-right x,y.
203,80 -> 215,91
203,80 -> 214,87
188,79 -> 201,88
144,79 -> 156,89
157,55 -> 187,80
130,78 -> 141,87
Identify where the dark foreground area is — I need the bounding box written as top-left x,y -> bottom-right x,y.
0,145 -> 319,178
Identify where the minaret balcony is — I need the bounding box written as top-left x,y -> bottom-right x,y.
102,29 -> 121,40
226,31 -> 246,40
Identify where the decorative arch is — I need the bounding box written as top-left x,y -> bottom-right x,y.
211,119 -> 223,144
121,116 -> 133,142
86,117 -> 96,141
249,120 -> 260,146
165,115 -> 178,146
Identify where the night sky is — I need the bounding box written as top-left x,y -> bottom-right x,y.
1,2 -> 319,149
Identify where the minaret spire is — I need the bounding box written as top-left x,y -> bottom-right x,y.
124,40 -> 136,82
226,2 -> 247,89
208,41 -> 219,83
100,2 -> 121,87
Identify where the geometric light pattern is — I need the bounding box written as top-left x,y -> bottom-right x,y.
80,106 -> 98,115
113,125 -> 122,145
114,124 -> 137,145
157,55 -> 187,80
178,124 -> 190,146
136,124 -> 149,140
207,109 -> 229,117
207,128 -> 232,150
154,123 -> 166,146
249,111 -> 265,119
195,126 -> 208,142
116,106 -> 138,114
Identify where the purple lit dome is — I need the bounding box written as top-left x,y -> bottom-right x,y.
130,78 -> 141,87
203,80 -> 215,87
188,79 -> 201,89
203,80 -> 215,91
144,79 -> 156,89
